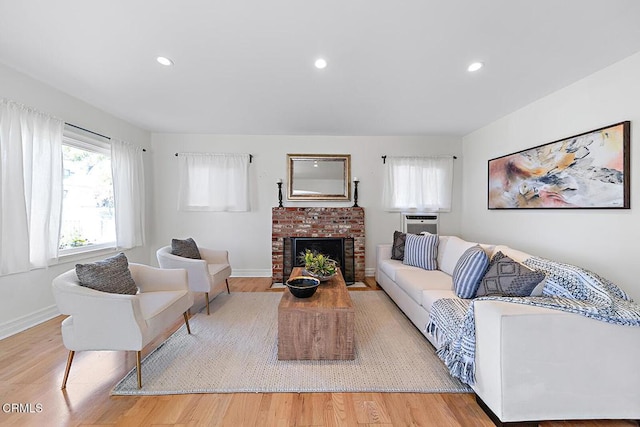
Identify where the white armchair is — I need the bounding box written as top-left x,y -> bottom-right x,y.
156,246 -> 231,315
52,263 -> 194,389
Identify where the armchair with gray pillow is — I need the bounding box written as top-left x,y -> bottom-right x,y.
157,238 -> 231,315
52,253 -> 194,389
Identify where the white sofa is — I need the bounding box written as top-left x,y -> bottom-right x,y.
376,235 -> 640,425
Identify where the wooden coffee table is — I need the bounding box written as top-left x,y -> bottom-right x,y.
277,267 -> 355,360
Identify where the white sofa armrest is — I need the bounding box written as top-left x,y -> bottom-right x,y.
52,269 -> 147,349
377,244 -> 392,262
473,300 -> 640,422
376,244 -> 393,283
198,248 -> 230,265
156,246 -> 211,292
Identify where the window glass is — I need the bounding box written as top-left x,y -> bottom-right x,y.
59,142 -> 115,253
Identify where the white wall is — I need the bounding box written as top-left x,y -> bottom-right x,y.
150,134 -> 463,276
0,63 -> 152,338
461,51 -> 640,301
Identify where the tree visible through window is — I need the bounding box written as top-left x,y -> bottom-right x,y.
59,140 -> 116,253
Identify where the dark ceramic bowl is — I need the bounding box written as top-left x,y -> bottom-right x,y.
285,276 -> 320,298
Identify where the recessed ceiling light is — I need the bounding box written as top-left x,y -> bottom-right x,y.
467,62 -> 483,72
314,58 -> 327,69
156,56 -> 174,66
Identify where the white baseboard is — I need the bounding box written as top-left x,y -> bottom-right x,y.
365,267 -> 376,277
230,269 -> 272,278
0,305 -> 60,340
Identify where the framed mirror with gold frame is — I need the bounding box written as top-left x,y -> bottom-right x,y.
287,154 -> 351,201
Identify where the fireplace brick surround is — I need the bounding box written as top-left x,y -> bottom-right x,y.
272,207 -> 365,283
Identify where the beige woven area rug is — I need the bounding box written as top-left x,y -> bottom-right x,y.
112,291 -> 472,395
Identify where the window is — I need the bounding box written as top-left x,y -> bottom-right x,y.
59,128 -> 116,254
382,156 -> 454,212
177,153 -> 250,212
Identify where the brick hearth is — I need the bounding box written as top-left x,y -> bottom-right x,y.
272,207 -> 365,283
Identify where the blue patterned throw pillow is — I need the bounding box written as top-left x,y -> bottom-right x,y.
476,252 -> 546,297
523,257 -> 628,305
453,245 -> 489,298
403,233 -> 438,270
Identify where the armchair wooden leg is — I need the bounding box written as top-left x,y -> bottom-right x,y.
183,312 -> 192,334
136,351 -> 142,389
61,350 -> 75,389
225,278 -> 230,294
205,292 -> 210,315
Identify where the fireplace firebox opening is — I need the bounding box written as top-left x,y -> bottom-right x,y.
283,237 -> 355,284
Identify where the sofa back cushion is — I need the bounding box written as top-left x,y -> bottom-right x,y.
403,233 -> 438,270
436,235 -> 450,269
453,245 -> 489,298
491,245 -> 533,264
439,236 -> 478,276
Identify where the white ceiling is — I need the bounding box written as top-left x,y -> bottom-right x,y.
1,1 -> 640,136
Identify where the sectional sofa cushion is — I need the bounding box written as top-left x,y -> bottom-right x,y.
403,233 -> 438,270
171,237 -> 201,259
391,231 -> 407,260
492,245 -> 532,264
439,236 -> 478,276
75,252 -> 137,295
476,251 -> 545,297
395,268 -> 453,306
453,245 -> 489,298
435,235 -> 450,268
379,258 -> 414,281
422,289 -> 458,312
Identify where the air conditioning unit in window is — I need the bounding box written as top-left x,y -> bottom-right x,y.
402,213 -> 439,235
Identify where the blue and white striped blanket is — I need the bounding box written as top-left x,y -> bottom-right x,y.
426,256 -> 640,385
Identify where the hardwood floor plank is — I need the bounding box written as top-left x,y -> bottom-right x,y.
219,393 -> 262,427
352,393 -> 391,425
0,277 -> 636,427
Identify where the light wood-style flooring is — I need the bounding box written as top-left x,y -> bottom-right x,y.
0,277 -> 636,427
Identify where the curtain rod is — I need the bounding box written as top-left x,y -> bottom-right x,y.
381,155 -> 457,164
66,122 -> 146,151
174,153 -> 253,163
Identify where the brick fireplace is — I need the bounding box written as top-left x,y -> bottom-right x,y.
272,207 -> 365,283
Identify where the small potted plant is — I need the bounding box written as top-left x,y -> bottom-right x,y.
300,249 -> 338,282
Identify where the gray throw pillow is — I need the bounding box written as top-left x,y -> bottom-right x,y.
391,231 -> 407,260
76,253 -> 137,295
476,251 -> 546,297
171,237 -> 201,259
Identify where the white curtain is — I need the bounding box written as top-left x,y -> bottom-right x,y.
382,156 -> 454,212
178,153 -> 250,212
111,139 -> 145,249
0,99 -> 63,275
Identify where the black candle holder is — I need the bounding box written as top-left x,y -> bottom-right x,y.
353,180 -> 359,207
277,182 -> 283,207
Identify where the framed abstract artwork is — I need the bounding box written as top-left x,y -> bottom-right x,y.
488,121 -> 630,209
